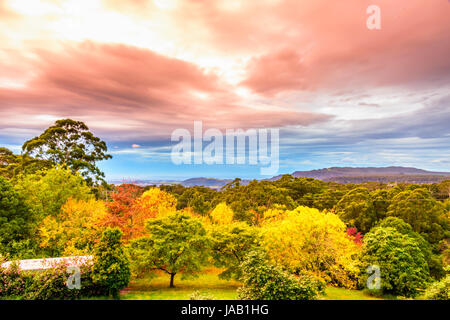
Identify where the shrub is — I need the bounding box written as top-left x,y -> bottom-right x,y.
0,261 -> 31,297
236,251 -> 325,300
0,259 -> 107,300
423,267 -> 449,300
24,263 -> 107,300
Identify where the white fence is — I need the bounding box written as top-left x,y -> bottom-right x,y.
1,255 -> 93,271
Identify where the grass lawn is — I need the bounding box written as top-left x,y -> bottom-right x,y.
115,268 -> 383,300
321,286 -> 382,300
120,268 -> 240,300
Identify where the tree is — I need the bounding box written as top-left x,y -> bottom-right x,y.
312,189 -> 344,211
217,179 -> 295,224
262,206 -> 362,288
210,222 -> 261,280
14,166 -> 93,220
22,119 -> 112,185
135,187 -> 177,217
0,147 -> 51,180
335,187 -> 377,233
0,177 -> 34,257
236,250 -> 325,300
102,184 -> 144,242
376,217 -> 444,279
176,186 -> 215,215
91,228 -> 130,299
39,198 -> 109,256
210,202 -> 234,225
387,188 -> 448,243
129,212 -> 209,288
361,224 -> 431,297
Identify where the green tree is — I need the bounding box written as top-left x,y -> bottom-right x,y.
387,188 -> 447,243
129,212 -> 209,288
0,177 -> 34,257
236,250 -> 325,300
210,222 -> 261,280
312,189 -> 344,210
92,228 -> 130,299
176,187 -> 215,215
22,119 -> 112,185
335,187 -> 377,233
14,166 -> 93,220
377,217 -> 444,279
0,147 -> 51,180
217,179 -> 295,224
362,224 -> 431,297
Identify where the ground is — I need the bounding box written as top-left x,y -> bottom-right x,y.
114,268 -> 381,300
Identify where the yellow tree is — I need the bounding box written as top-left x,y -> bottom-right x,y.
39,197 -> 108,256
210,202 -> 234,225
262,206 -> 362,288
135,188 -> 177,218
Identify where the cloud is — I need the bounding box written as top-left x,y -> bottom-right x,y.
0,42 -> 330,142
131,144 -> 141,148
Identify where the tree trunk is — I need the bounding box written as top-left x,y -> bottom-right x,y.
169,273 -> 176,288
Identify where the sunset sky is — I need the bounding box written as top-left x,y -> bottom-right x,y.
1,0 -> 449,180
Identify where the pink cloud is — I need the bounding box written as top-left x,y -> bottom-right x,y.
238,0 -> 450,95
100,0 -> 450,97
0,42 -> 329,141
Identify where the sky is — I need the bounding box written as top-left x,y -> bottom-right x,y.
0,0 -> 449,180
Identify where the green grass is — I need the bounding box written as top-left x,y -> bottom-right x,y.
119,269 -> 241,300
109,269 -> 385,300
320,286 -> 383,300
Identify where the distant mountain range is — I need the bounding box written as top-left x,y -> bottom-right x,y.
109,166 -> 450,187
271,166 -> 450,184
108,177 -> 250,189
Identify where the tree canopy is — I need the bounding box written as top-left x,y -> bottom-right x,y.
22,119 -> 111,185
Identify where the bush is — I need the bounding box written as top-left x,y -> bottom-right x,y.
236,251 -> 325,300
0,261 -> 32,297
423,267 -> 449,300
0,259 -> 107,300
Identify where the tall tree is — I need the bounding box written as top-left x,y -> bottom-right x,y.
22,119 -> 112,185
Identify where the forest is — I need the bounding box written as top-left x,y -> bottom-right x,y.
0,119 -> 449,300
